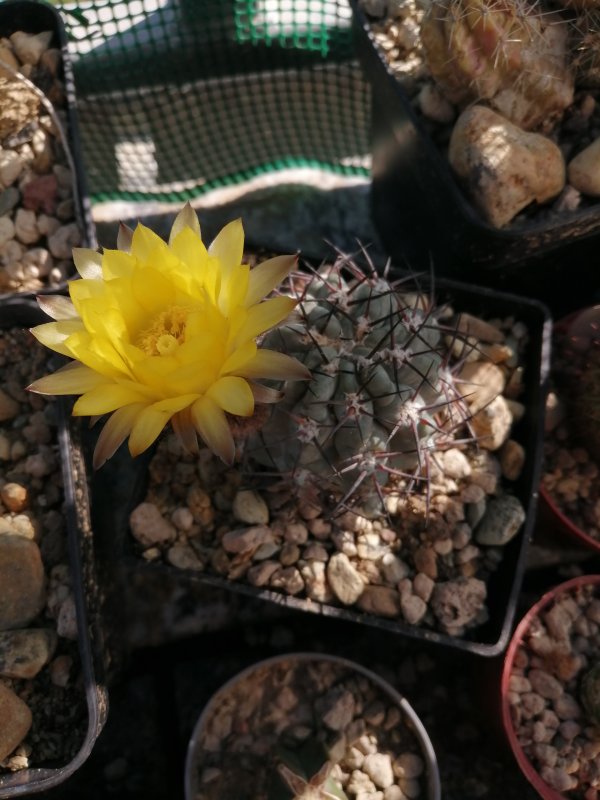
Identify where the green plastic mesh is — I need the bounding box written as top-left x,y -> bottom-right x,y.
56,0 -> 371,204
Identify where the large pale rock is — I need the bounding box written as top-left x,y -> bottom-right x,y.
470,394 -> 513,450
129,502 -> 176,547
458,361 -> 505,414
0,683 -> 32,761
0,78 -> 39,139
327,552 -> 364,605
0,628 -> 57,678
10,31 -> 53,65
568,138 -> 600,196
449,105 -> 565,227
0,536 -> 46,630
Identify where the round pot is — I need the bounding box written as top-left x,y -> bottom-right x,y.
502,575 -> 600,799
185,652 -> 441,800
540,306 -> 600,553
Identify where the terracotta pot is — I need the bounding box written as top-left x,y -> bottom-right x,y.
540,306 -> 600,553
501,575 -> 600,799
184,652 -> 441,800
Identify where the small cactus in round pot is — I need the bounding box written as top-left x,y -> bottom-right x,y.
247,258 -> 471,513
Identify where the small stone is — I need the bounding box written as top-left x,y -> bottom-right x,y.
413,546 -> 437,579
10,31 -> 53,65
48,222 -> 80,258
545,391 -> 565,433
284,521 -> 309,544
400,593 -> 427,625
279,542 -> 301,565
0,186 -> 19,216
232,489 -> 269,525
0,682 -> 32,761
0,44 -> 18,80
529,669 -> 564,700
166,543 -> 203,570
247,560 -> 280,587
129,502 -> 177,547
48,654 -> 72,687
413,572 -> 434,602
470,395 -> 513,450
356,585 -> 402,618
363,753 -> 394,789
430,577 -> 486,630
322,688 -> 355,731
270,566 -> 304,595
418,82 -> 455,123
500,439 -> 526,480
454,313 -> 504,344
475,495 -> 525,546
0,628 -> 57,678
380,552 -> 410,584
458,361 -> 506,413
568,137 -> 600,196
57,594 -> 77,640
40,47 -> 61,77
0,536 -> 45,630
540,766 -> 577,792
171,506 -> 194,532
449,105 -> 565,227
440,448 -> 472,479
22,174 -> 58,214
327,552 -> 365,605
221,525 -> 273,554
393,753 -> 424,779
0,483 -> 27,513
14,208 -> 40,244
0,150 -> 23,188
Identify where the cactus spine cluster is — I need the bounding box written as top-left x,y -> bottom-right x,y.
247,256 -> 471,510
420,0 -> 575,131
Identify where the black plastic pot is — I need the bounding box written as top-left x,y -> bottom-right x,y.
184,652 -> 441,800
0,0 -> 96,300
85,274 -> 551,658
0,299 -> 107,797
349,1 -> 600,317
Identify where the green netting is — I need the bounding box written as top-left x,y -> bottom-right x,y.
53,0 -> 370,204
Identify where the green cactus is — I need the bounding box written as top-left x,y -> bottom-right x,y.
580,663 -> 600,727
247,257 -> 471,510
420,0 -> 575,131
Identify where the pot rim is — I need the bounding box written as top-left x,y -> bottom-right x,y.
184,651 -> 442,800
501,575 -> 600,800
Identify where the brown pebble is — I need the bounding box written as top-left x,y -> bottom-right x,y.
0,682 -> 32,761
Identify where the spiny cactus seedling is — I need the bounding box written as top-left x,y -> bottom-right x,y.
420,0 -> 574,131
246,254 -> 473,512
278,761 -> 348,800
580,663 -> 600,727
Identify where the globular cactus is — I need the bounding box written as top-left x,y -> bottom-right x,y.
580,663 -> 600,727
247,257 -> 471,510
420,0 -> 575,131
569,11 -> 600,87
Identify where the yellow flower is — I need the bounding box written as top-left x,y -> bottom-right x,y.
28,204 -> 310,468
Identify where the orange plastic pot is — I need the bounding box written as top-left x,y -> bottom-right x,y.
502,575 -> 600,799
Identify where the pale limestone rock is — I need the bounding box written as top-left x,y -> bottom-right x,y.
454,312 -> 504,343
221,525 -> 273,554
129,502 -> 177,547
356,585 -> 402,618
0,79 -> 39,139
10,31 -> 53,65
48,222 -> 80,258
418,82 -> 455,123
470,394 -> 513,450
449,105 -> 565,227
0,216 -> 14,246
363,753 -> 394,789
14,208 -> 40,245
475,495 -> 526,546
232,489 -> 269,525
500,439 -> 526,480
0,149 -> 24,188
458,361 -> 505,413
327,552 -> 365,605
0,683 -> 31,761
568,137 -> 600,196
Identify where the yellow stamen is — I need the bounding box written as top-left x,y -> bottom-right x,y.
137,305 -> 189,355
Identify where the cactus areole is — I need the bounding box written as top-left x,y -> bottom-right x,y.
247,258 -> 472,513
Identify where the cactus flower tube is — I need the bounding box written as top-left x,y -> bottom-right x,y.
28,204 -> 310,468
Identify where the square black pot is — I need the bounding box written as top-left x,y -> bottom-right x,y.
84,274 -> 551,658
349,0 -> 600,317
0,299 -> 107,798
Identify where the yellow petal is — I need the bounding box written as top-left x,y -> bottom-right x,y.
220,341 -> 257,375
191,395 -> 235,465
93,403 -> 145,469
245,255 -> 296,307
72,384 -> 148,416
169,202 -> 201,245
207,377 -> 254,416
130,223 -> 170,262
30,319 -> 84,357
128,405 -> 171,457
171,407 -> 200,455
101,249 -> 135,280
28,362 -> 106,395
117,223 -> 133,253
208,218 -> 244,276
235,349 -> 312,380
73,248 -> 103,280
233,296 -> 297,344
219,265 -> 249,316
132,265 -> 176,313
37,294 -> 79,321
151,394 -> 199,414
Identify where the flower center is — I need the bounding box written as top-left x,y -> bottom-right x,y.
137,305 -> 189,356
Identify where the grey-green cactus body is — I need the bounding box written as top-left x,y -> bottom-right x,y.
248,262 -> 468,505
